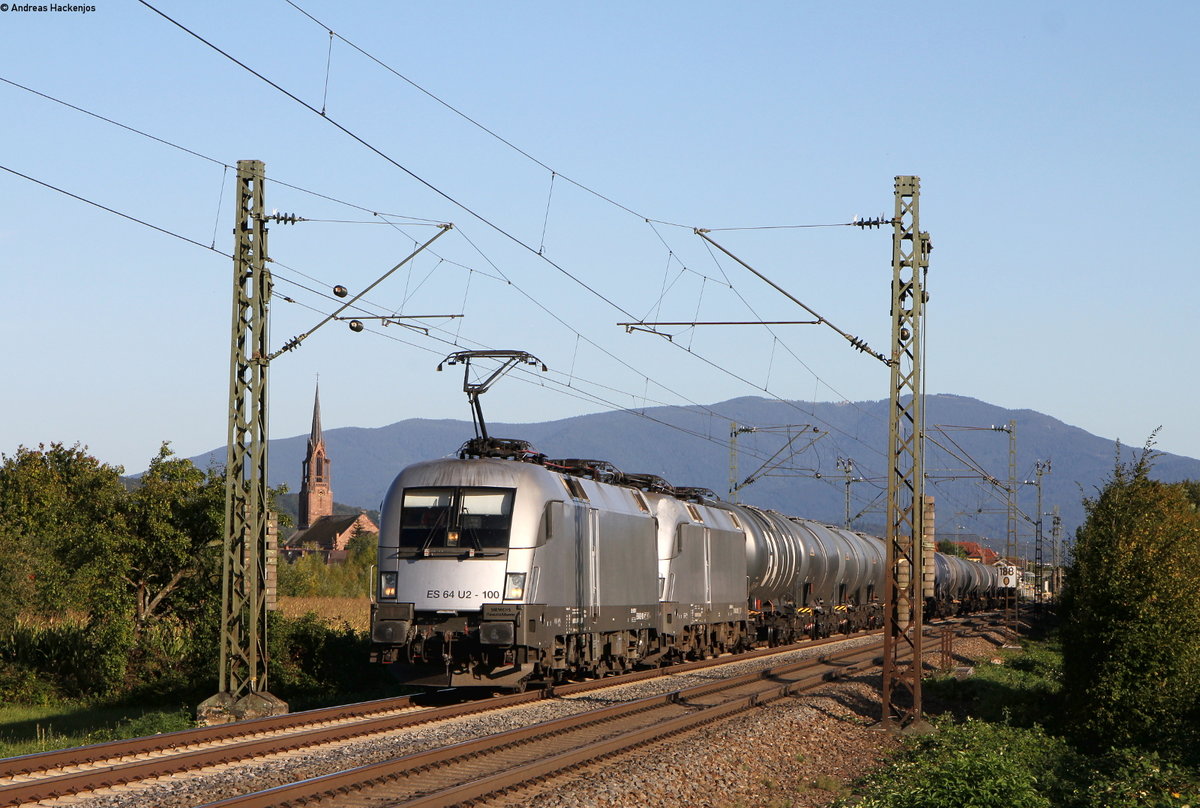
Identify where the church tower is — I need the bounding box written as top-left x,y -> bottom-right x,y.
298,384 -> 333,530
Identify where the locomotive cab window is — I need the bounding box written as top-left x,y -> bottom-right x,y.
399,487 -> 515,550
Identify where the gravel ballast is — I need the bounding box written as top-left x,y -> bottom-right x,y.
52,629 -> 1009,808
490,630 -> 1009,808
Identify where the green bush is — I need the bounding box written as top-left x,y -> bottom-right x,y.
1076,749 -> 1199,808
0,662 -> 62,705
0,620 -> 100,700
83,707 -> 194,744
847,633 -> 1200,808
277,530 -> 376,598
1060,448 -> 1200,758
844,719 -> 1073,808
844,718 -> 1200,808
267,613 -> 394,709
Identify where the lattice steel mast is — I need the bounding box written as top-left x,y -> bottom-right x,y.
200,160 -> 286,723
1051,504 -> 1063,598
194,164 -> 452,725
1031,459 -> 1051,607
881,175 -> 932,729
1006,419 -> 1019,637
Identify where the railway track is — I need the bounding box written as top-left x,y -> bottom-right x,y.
202,641 -> 886,808
0,618 -> 997,808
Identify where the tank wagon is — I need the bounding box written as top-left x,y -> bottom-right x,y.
370,443 -> 999,689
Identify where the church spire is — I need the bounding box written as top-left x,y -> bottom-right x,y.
298,382 -> 332,529
309,381 -> 324,449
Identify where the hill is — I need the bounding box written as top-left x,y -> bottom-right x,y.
190,394 -> 1200,550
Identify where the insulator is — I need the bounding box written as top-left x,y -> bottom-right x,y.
333,285 -> 348,298
349,320 -> 364,332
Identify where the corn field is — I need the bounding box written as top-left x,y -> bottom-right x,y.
277,597 -> 371,632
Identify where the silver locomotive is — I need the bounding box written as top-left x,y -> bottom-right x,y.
370,445 -> 999,689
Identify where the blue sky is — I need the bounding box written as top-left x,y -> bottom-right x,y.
1,1 -> 1196,480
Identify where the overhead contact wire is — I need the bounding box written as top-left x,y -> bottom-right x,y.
0,158 -> 775,471
280,0 -> 851,235
0,163 -> 231,257
105,4 -> 891,480
0,73 -> 439,223
139,0 -> 638,320
136,3 -> 883,466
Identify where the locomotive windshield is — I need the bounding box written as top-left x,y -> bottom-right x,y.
399,487 -> 515,550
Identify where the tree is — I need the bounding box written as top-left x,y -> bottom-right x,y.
937,539 -> 968,558
1178,479 -> 1200,509
1060,442 -> 1200,758
277,526 -> 378,598
0,441 -> 299,698
278,550 -> 327,597
0,443 -> 134,693
0,443 -> 128,625
121,443 -> 224,628
345,526 -> 377,568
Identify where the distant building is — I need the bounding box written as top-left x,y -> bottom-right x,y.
949,538 -> 1001,566
283,384 -> 378,562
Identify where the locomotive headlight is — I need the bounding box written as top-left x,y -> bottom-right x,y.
380,571 -> 398,599
504,572 -> 527,600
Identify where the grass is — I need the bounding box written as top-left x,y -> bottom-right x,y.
924,635 -> 1064,729
0,703 -> 193,759
276,596 -> 371,632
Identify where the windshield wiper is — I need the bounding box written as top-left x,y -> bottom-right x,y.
459,507 -> 485,551
420,508 -> 452,552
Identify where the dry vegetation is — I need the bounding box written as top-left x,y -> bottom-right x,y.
277,597 -> 371,631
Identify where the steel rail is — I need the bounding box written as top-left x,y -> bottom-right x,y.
0,635 -> 862,807
0,630 -> 862,781
0,692 -> 549,807
0,695 -> 428,778
0,615 -> 996,807
196,619 -> 1005,808
197,643 -> 885,808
